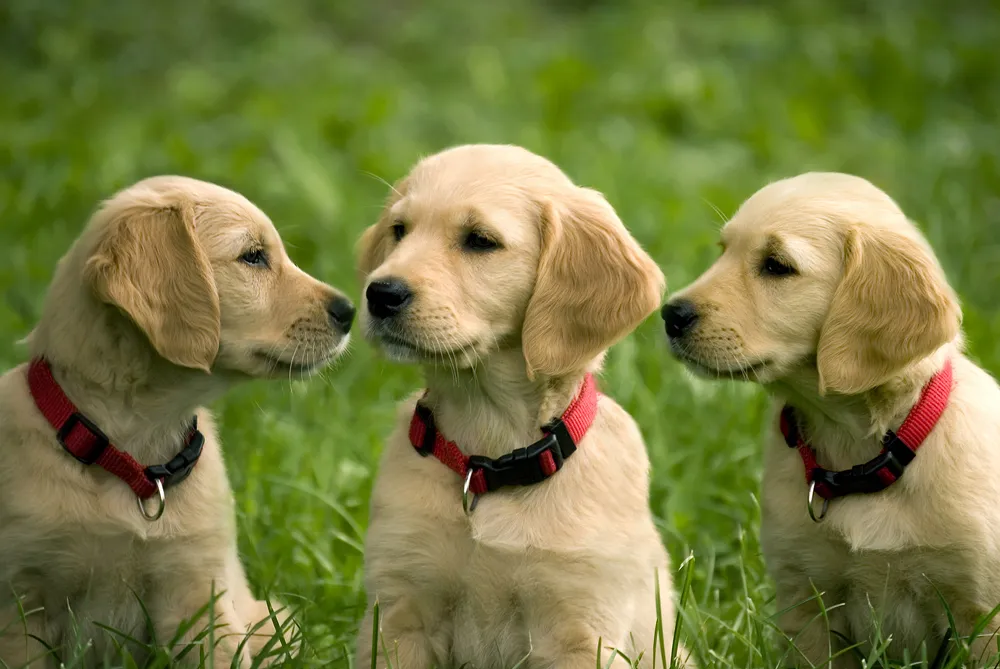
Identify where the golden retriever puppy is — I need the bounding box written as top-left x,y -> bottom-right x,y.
0,176 -> 354,667
662,172 -> 1000,667
354,144 -> 691,669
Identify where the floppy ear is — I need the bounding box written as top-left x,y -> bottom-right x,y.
522,188 -> 666,379
355,223 -> 393,283
85,200 -> 221,372
356,179 -> 407,282
816,226 -> 961,395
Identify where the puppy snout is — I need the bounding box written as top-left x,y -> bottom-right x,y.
327,295 -> 356,334
662,299 -> 699,339
366,278 -> 413,319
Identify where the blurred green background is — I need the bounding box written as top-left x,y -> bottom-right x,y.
2,0 -> 999,666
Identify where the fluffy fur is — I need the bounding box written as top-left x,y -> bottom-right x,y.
354,144 -> 690,668
0,176 -> 353,667
664,172 -> 1000,666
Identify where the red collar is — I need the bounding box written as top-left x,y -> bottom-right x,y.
780,359 -> 954,501
26,358 -> 204,502
408,373 -> 600,499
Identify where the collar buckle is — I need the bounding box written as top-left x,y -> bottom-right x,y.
407,373 -> 600,502
468,419 -> 577,492
57,411 -> 110,465
881,429 -> 916,468
543,417 -> 577,465
467,450 -> 537,491
143,422 -> 205,488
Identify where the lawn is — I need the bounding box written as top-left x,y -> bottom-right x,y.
2,0 -> 999,666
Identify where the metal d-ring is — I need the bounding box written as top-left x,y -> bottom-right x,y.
137,478 -> 166,522
807,480 -> 829,523
462,470 -> 479,516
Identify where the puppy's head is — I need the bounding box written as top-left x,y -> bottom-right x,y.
662,172 -> 961,395
357,144 -> 664,378
74,176 -> 353,377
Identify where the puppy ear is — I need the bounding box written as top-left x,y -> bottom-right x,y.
817,226 -> 961,395
356,179 -> 407,282
85,200 -> 221,372
522,188 -> 665,379
355,223 -> 392,283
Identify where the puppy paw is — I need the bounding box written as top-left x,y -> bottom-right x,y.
243,598 -> 300,665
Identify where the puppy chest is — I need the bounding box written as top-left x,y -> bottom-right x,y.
375,532 -> 542,668
2,527 -> 152,636
834,547 -> 982,647
448,543 -> 628,668
448,547 -> 533,667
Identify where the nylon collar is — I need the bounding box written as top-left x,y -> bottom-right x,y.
781,359 -> 954,502
27,358 -> 204,512
408,373 -> 600,505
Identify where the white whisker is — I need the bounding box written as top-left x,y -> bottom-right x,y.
362,171 -> 401,198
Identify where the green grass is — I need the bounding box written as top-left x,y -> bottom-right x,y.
2,0 -> 1000,666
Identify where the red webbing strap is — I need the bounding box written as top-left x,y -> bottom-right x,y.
780,359 -> 954,501
408,373 -> 600,495
27,358 -> 158,499
896,358 -> 953,449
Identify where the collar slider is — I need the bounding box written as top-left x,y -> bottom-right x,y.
57,411 -> 110,465
413,403 -> 437,456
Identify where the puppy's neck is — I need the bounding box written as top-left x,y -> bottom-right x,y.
28,276 -> 228,464
769,345 -> 954,468
421,349 -> 590,459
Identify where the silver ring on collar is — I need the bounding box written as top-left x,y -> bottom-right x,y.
137,478 -> 166,522
462,470 -> 478,516
807,480 -> 829,523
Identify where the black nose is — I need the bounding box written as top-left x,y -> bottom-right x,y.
327,296 -> 356,334
366,278 -> 413,319
662,299 -> 699,339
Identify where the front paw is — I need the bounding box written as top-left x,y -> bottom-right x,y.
155,602 -> 253,667
243,599 -> 300,666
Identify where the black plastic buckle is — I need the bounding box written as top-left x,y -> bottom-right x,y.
816,446 -> 909,498
467,418 -> 578,492
413,404 -> 437,456
57,411 -> 110,465
881,430 -> 916,469
144,422 -> 205,488
543,417 -> 577,464
468,449 -> 536,492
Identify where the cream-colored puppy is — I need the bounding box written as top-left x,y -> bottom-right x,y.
663,172 -> 1000,667
354,145 -> 690,668
0,176 -> 355,667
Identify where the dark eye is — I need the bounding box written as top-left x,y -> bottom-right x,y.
464,231 -> 500,252
391,222 -> 406,241
761,256 -> 796,277
239,249 -> 269,268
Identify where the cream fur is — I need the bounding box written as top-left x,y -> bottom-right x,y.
354,145 -> 691,668
0,176 -> 352,667
666,172 -> 1000,666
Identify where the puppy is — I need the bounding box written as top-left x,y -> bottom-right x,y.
0,176 -> 355,667
354,144 -> 691,669
662,172 -> 1000,666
